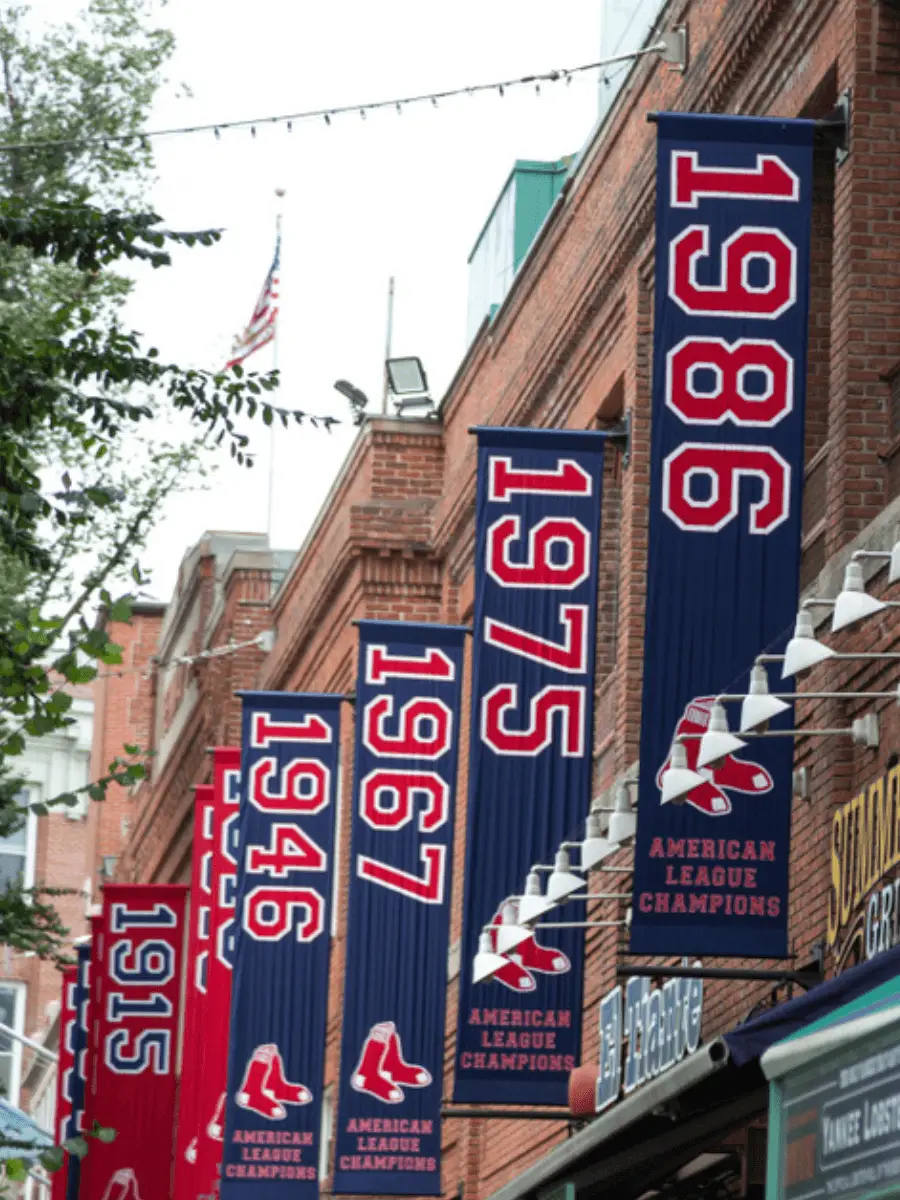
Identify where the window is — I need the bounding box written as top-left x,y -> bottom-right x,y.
0,983 -> 26,1106
0,794 -> 35,892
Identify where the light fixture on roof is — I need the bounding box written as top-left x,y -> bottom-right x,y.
333,379 -> 370,425
386,356 -> 437,418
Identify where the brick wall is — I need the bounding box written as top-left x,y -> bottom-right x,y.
105,0 -> 900,1194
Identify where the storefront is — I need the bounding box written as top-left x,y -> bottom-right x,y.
487,948 -> 900,1200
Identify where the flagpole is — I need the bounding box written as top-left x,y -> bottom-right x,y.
267,192 -> 284,544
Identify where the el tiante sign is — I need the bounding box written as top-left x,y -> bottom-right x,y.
827,764 -> 900,970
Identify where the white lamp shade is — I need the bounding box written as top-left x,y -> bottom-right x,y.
890,541 -> 900,586
697,728 -> 747,769
495,920 -> 531,954
608,807 -> 636,844
832,589 -> 886,633
581,835 -> 612,870
782,635 -> 835,678
739,693 -> 791,733
546,869 -> 586,903
473,932 -> 508,983
661,765 -> 705,805
518,892 -> 554,925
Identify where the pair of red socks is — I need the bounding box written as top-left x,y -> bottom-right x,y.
487,906 -> 571,993
235,1044 -> 312,1121
351,1022 -> 431,1104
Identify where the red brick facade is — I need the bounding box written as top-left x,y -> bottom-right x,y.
106,0 -> 900,1194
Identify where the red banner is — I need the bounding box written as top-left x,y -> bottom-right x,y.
51,967 -> 77,1200
82,912 -> 106,1140
173,785 -> 217,1199
79,884 -> 187,1200
195,747 -> 241,1198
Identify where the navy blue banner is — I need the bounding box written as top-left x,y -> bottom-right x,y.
630,113 -> 815,958
221,692 -> 342,1200
454,427 -> 606,1105
334,621 -> 466,1197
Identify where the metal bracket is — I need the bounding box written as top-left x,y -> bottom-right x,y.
606,410 -> 632,468
818,88 -> 851,164
615,961 -> 824,991
658,26 -> 689,73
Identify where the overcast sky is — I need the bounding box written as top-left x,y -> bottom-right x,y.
38,1 -> 618,600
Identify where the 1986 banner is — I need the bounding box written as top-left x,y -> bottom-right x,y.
80,884 -> 187,1200
454,427 -> 606,1105
334,621 -> 466,1196
221,693 -> 341,1200
630,113 -> 815,958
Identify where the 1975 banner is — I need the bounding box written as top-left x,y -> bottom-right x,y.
334,621 -> 466,1196
630,113 -> 815,958
454,426 -> 606,1105
221,693 -> 341,1200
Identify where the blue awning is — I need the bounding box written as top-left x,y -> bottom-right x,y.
0,1099 -> 53,1161
723,941 -> 900,1067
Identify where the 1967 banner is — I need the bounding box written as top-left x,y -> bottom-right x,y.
630,113 -> 815,958
334,621 -> 466,1196
221,693 -> 341,1200
454,426 -> 606,1105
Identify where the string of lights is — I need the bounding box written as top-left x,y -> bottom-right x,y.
0,43 -> 673,154
95,630 -> 271,680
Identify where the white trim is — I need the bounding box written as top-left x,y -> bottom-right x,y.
0,981 -> 28,1107
761,1003 -> 900,1082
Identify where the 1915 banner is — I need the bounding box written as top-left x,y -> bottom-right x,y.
51,966 -> 77,1200
221,694 -> 341,1200
195,746 -> 242,1198
334,621 -> 466,1196
61,942 -> 90,1200
454,427 -> 606,1105
173,784 -> 217,1200
630,113 -> 815,958
80,884 -> 187,1200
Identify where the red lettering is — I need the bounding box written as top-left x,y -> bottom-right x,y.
671,151 -> 799,208
669,226 -> 796,319
243,887 -> 324,942
250,758 -> 330,814
484,604 -> 587,674
246,824 -> 326,877
251,713 -> 331,749
360,770 -> 448,832
366,645 -> 455,685
357,845 -> 446,905
667,337 -> 793,427
362,697 -> 452,759
486,516 -> 590,589
662,443 -> 790,534
481,684 -> 585,756
489,455 -> 593,502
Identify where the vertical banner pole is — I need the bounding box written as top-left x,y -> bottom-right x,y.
333,621 -> 467,1196
453,427 -> 606,1105
220,693 -> 342,1200
629,113 -> 816,959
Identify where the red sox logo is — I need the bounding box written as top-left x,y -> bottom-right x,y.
101,1169 -> 142,1200
351,1022 -> 431,1105
657,696 -> 773,816
485,900 -> 571,993
235,1043 -> 312,1120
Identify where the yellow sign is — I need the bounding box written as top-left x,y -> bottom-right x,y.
827,765 -> 900,969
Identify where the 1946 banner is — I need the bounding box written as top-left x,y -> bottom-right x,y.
173,783 -> 217,1200
221,693 -> 341,1200
334,621 -> 466,1196
630,113 -> 815,958
454,427 -> 606,1105
80,884 -> 187,1200
195,746 -> 242,1198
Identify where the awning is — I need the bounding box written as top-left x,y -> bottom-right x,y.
0,1099 -> 53,1161
485,1038 -> 765,1200
724,942 -> 900,1068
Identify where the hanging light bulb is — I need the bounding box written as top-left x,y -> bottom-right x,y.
581,811 -> 611,870
832,560 -> 887,633
518,871 -> 553,926
494,901 -> 530,955
782,609 -> 835,678
661,741 -> 705,805
472,930 -> 508,984
697,702 -> 747,769
546,848 -> 586,903
607,784 -> 637,845
739,663 -> 791,733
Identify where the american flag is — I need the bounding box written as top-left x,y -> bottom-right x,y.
225,234 -> 280,369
